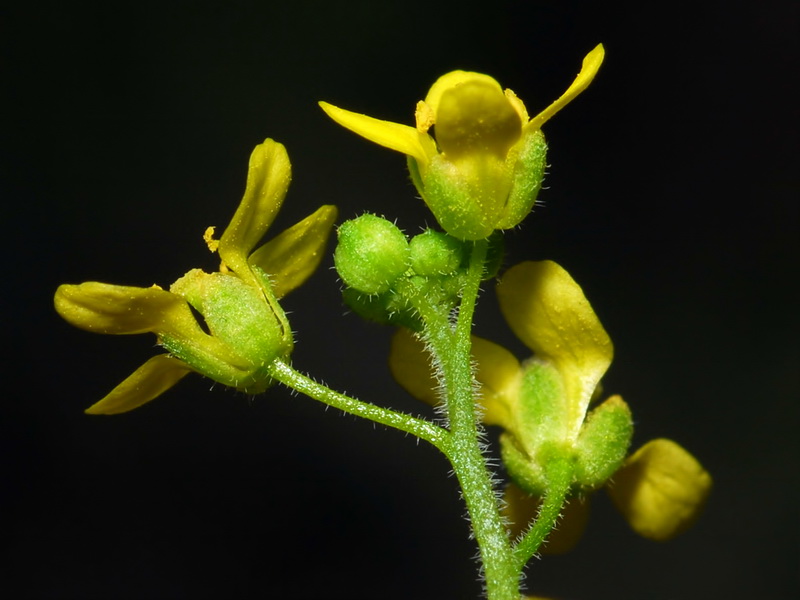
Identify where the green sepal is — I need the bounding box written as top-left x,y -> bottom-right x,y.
574,395 -> 633,490
499,360 -> 570,496
407,155 -> 424,198
158,331 -> 260,393
482,231 -> 505,280
500,432 -> 548,496
502,434 -> 576,498
166,268 -> 291,393
420,153 -> 512,240
334,214 -> 409,294
515,359 -> 569,457
496,128 -> 548,230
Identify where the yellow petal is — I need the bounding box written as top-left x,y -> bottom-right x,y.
496,261 -> 612,438
388,327 -> 439,406
85,355 -> 193,415
503,483 -> 590,554
607,438 -> 712,541
427,72 -> 522,160
528,44 -> 605,130
471,335 -> 522,428
248,205 -> 338,299
54,282 -> 201,338
504,88 -> 529,124
423,71 -> 504,116
319,101 -> 437,165
218,139 -> 291,281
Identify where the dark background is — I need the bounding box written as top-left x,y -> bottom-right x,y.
4,1 -> 798,599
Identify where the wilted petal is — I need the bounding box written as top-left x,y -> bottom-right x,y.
389,327 -> 439,406
85,355 -> 193,415
54,282 -> 200,337
218,139 -> 291,280
528,44 -> 605,130
319,101 -> 437,165
497,261 -> 612,438
249,205 -> 338,299
471,335 -> 521,428
607,438 -> 712,540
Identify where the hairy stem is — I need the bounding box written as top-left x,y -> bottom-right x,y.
267,359 -> 450,452
416,240 -> 519,600
512,455 -> 573,571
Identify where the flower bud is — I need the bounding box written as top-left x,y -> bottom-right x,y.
334,214 -> 409,294
409,230 -> 466,276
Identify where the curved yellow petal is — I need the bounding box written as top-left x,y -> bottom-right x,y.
423,71 -> 504,116
528,44 -> 605,130
437,82 -> 522,160
471,335 -> 522,428
503,483 -> 589,554
248,205 -> 338,299
319,101 -> 437,165
424,71 -> 522,160
607,438 -> 712,541
388,327 -> 440,406
218,139 -> 291,282
496,261 -> 612,438
54,282 -> 200,338
85,355 -> 193,415
504,88 -> 529,124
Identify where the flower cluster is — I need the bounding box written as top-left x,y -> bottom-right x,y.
390,260 -> 711,550
55,139 -> 336,414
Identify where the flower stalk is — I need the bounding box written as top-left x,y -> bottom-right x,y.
422,240 -> 520,600
266,359 -> 449,451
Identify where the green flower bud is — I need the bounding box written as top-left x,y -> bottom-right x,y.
341,287 -> 421,331
335,214 -> 409,294
409,230 -> 466,276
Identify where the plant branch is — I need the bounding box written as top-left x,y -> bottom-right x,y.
267,359 -> 450,452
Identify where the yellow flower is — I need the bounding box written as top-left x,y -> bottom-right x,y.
320,45 -> 604,240
390,260 -> 711,548
55,139 -> 337,414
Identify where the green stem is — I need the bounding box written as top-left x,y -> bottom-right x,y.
267,359 -> 449,452
416,240 -> 519,600
512,456 -> 573,571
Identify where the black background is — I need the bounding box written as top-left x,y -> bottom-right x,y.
4,1 -> 798,599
